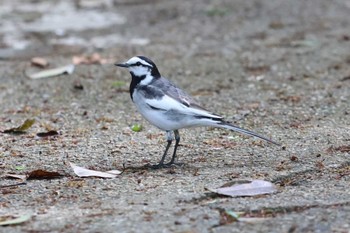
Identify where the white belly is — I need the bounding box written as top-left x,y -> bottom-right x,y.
132,91 -> 193,131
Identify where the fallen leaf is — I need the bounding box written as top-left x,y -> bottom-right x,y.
208,180 -> 277,197
27,169 -> 62,180
73,80 -> 84,90
72,53 -> 106,65
3,173 -> 27,180
2,119 -> 35,134
215,208 -> 269,227
335,145 -> 350,153
340,76 -> 350,81
0,214 -> 32,226
237,217 -> 271,222
103,170 -> 122,175
131,124 -> 142,132
31,57 -> 49,68
327,145 -> 350,153
15,165 -> 25,171
16,119 -> 35,131
28,64 -> 75,79
111,81 -> 127,88
36,130 -> 59,137
218,209 -> 240,225
290,39 -> 319,48
70,163 -> 121,178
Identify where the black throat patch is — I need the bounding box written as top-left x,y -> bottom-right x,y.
129,72 -> 146,100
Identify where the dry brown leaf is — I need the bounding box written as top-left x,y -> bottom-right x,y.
27,170 -> 62,180
72,53 -> 108,65
327,145 -> 350,153
31,57 -> 49,68
36,130 -> 59,137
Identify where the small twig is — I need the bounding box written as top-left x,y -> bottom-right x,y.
120,163 -> 126,175
0,182 -> 27,188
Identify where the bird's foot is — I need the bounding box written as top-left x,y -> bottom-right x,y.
164,161 -> 184,167
146,161 -> 184,169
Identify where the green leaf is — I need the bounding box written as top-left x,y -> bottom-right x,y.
15,165 -> 25,171
206,8 -> 229,17
131,124 -> 142,132
112,81 -> 127,88
16,119 -> 35,131
3,119 -> 35,134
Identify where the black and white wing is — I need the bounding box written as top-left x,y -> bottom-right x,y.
146,76 -> 222,119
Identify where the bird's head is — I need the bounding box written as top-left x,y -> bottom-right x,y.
115,56 -> 160,78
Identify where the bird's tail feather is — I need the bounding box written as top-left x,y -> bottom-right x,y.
202,118 -> 280,146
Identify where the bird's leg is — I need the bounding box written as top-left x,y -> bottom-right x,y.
165,130 -> 181,166
150,131 -> 173,169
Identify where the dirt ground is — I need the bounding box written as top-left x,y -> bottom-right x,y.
1,0 -> 350,232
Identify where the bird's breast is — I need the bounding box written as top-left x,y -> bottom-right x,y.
131,89 -> 182,130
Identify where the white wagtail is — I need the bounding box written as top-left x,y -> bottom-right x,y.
115,56 -> 280,168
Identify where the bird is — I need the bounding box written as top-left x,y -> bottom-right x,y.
115,56 -> 280,168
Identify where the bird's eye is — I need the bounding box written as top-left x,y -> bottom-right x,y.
136,62 -> 141,66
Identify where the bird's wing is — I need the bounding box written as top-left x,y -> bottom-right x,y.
146,77 -> 222,119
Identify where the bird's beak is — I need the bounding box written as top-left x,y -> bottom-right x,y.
115,62 -> 129,68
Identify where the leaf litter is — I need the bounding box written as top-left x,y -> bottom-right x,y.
131,124 -> 143,132
27,170 -> 62,180
208,180 -> 277,197
72,53 -> 111,65
0,214 -> 32,226
31,57 -> 49,68
70,163 -> 121,178
3,174 -> 27,180
3,169 -> 62,181
2,119 -> 35,134
216,209 -> 270,227
36,130 -> 59,137
326,145 -> 350,153
28,64 -> 75,79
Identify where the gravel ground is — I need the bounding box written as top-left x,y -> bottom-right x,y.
1,0 -> 350,232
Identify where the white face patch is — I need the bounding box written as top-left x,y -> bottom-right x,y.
126,56 -> 153,77
129,65 -> 151,77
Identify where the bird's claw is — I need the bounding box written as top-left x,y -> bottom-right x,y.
146,161 -> 184,169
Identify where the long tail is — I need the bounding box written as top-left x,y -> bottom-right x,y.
218,121 -> 280,146
198,117 -> 280,146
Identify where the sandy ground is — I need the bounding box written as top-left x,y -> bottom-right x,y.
1,0 -> 350,232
